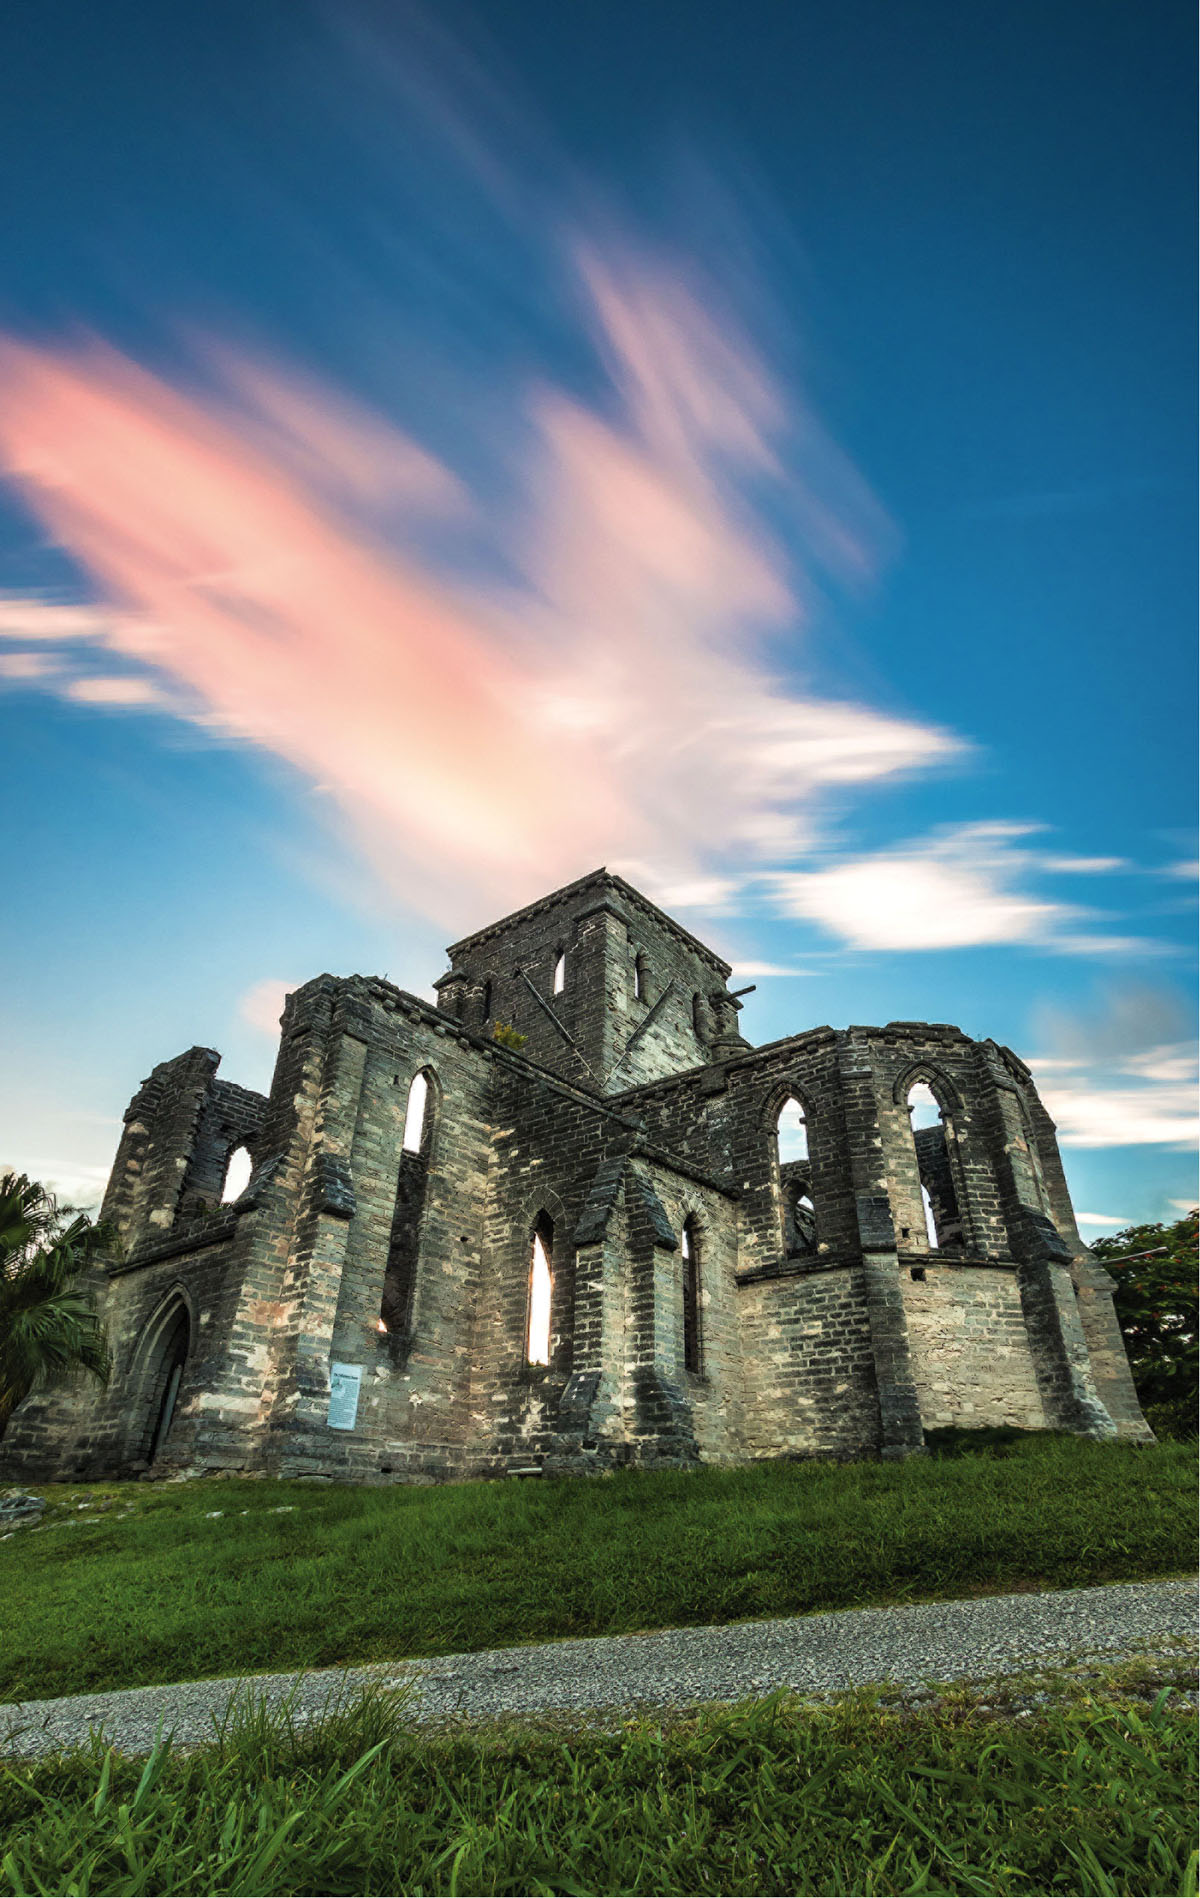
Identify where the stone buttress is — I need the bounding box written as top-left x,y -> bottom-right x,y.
0,869 -> 1152,1483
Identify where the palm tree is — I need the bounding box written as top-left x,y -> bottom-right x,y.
0,1172 -> 111,1441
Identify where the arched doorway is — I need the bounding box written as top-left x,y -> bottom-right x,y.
143,1302 -> 190,1463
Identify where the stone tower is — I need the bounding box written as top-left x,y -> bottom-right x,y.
432,870 -> 751,1090
1,868 -> 1152,1484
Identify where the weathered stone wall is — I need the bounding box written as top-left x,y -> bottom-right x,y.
0,872 -> 1153,1485
3,1040 -> 270,1480
179,1080 -> 267,1220
852,1025 -> 1007,1262
1070,1260 -> 1155,1441
645,1169 -> 745,1464
622,1026 -> 859,1270
900,1263 -> 1047,1430
735,1269 -> 880,1458
441,870 -> 733,1093
325,1006 -> 492,1456
101,1047 -> 228,1248
469,1051 -> 645,1472
0,1221 -> 251,1480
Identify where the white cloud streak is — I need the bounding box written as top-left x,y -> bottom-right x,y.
1029,985 -> 1199,1151
765,823 -> 1144,955
730,961 -> 815,978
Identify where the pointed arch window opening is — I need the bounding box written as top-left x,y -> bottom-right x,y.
220,1145 -> 253,1204
379,1146 -> 428,1344
552,952 -> 566,996
402,1070 -> 433,1156
526,1216 -> 554,1367
682,1218 -> 702,1374
906,1079 -> 966,1252
776,1096 -> 816,1258
481,979 -> 493,1024
776,1096 -> 809,1165
382,1069 -> 438,1347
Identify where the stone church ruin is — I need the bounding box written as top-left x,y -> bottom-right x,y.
2,868 -> 1151,1483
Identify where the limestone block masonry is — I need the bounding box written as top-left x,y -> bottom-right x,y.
2,869 -> 1152,1484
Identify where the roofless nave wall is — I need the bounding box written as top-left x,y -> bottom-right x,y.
1,868 -> 1151,1483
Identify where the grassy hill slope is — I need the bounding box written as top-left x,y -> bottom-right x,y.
2,1431 -> 1195,1703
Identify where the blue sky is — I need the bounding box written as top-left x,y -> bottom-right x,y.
0,0 -> 1194,1226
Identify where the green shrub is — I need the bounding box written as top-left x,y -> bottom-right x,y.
1093,1210 -> 1198,1412
1143,1396 -> 1198,1442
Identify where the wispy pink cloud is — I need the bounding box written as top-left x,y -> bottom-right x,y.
0,336 -> 619,920
0,248 -> 959,926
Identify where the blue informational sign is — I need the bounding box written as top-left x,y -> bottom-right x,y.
327,1361 -> 363,1431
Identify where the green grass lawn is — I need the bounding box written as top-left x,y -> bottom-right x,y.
1,1667 -> 1195,1896
1,1432 -> 1195,1704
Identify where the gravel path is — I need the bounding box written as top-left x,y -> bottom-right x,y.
3,1577 -> 1195,1760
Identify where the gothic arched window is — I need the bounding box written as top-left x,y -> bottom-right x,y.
681,1217 -> 702,1373
402,1069 -> 435,1156
776,1096 -> 809,1164
220,1146 -> 252,1203
381,1069 -> 439,1347
776,1095 -> 815,1258
526,1214 -> 554,1366
906,1079 -> 964,1251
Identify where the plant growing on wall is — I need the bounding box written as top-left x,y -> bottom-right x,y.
0,1173 -> 111,1439
491,1021 -> 528,1051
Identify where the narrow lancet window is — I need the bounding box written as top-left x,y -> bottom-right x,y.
777,1096 -> 814,1257
221,1145 -> 253,1203
481,979 -> 492,1024
526,1216 -> 554,1366
553,952 -> 566,996
381,1070 -> 437,1347
776,1096 -> 809,1164
906,1079 -> 964,1251
682,1217 -> 702,1374
634,953 -> 649,1002
402,1071 -> 430,1154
